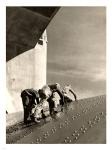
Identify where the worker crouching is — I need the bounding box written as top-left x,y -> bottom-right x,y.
30,99 -> 50,123
21,88 -> 40,124
21,83 -> 77,124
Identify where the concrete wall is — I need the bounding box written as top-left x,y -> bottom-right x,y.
6,31 -> 47,113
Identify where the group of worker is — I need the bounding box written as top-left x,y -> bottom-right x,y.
21,83 -> 77,124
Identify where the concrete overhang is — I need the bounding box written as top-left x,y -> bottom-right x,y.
6,7 -> 60,61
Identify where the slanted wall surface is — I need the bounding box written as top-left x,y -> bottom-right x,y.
6,38 -> 47,113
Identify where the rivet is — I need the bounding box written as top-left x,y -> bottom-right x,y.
69,139 -> 72,143
46,132 -> 49,136
82,130 -> 86,134
92,121 -> 96,124
94,118 -> 97,122
36,138 -> 39,141
100,112 -> 104,115
65,120 -> 69,124
89,124 -> 92,127
95,115 -> 98,118
97,118 -> 100,122
76,133 -> 80,136
72,133 -> 75,136
88,121 -> 92,125
65,122 -> 69,125
51,128 -> 56,133
80,128 -> 83,131
74,136 -> 78,140
72,116 -> 75,120
74,130 -> 78,133
54,128 -> 56,131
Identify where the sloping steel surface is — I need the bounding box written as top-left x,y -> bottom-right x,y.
6,7 -> 60,61
6,95 -> 106,144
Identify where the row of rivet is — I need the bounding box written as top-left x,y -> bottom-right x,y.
31,99 -> 105,144
10,97 -> 105,144
64,111 -> 105,143
59,99 -> 105,143
71,99 -> 104,128
33,106 -> 105,144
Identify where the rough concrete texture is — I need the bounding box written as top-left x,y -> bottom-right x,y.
6,95 -> 106,144
6,31 -> 47,113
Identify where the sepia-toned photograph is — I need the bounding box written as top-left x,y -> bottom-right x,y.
6,6 -> 106,144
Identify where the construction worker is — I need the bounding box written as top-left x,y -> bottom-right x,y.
51,91 -> 62,113
48,83 -> 64,105
40,83 -> 64,114
62,85 -> 77,103
31,100 -> 50,123
30,89 -> 50,123
21,88 -> 40,124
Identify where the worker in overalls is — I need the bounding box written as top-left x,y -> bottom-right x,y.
46,83 -> 64,114
21,88 -> 40,124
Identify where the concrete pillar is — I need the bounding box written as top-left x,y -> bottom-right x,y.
34,30 -> 47,89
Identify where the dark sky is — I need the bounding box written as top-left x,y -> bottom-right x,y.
46,7 -> 106,99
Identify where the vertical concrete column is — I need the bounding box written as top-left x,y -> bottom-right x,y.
34,30 -> 47,89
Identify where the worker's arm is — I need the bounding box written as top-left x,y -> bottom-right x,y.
36,97 -> 40,104
55,89 -> 64,105
69,89 -> 77,101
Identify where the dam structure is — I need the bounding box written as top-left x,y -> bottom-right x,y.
6,30 -> 47,114
6,7 -> 59,114
6,7 -> 106,144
